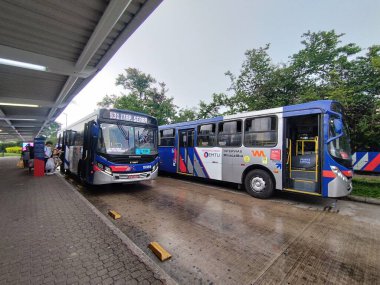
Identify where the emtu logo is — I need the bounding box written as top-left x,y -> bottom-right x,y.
251,150 -> 266,157
204,151 -> 220,158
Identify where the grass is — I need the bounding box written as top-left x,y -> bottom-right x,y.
0,153 -> 21,157
352,175 -> 380,199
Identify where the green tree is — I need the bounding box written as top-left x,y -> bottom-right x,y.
97,68 -> 177,125
116,67 -> 156,100
173,107 -> 198,123
43,122 -> 62,145
214,30 -> 380,151
197,93 -> 229,119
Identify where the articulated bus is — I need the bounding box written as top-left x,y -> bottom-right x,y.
59,108 -> 159,185
158,100 -> 353,198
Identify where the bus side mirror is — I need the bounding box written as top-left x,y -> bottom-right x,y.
333,119 -> 343,135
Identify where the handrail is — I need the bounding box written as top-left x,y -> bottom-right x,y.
292,137 -> 319,182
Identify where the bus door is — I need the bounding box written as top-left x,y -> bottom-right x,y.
61,130 -> 76,173
177,129 -> 194,175
284,114 -> 321,195
80,120 -> 98,182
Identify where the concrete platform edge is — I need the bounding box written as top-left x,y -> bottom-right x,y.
345,195 -> 380,205
58,174 -> 178,285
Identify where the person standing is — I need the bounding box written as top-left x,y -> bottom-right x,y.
22,145 -> 30,168
44,141 -> 53,168
28,145 -> 34,174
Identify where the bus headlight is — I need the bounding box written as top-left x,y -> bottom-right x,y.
96,162 -> 113,175
331,166 -> 348,182
104,166 -> 112,175
152,163 -> 158,172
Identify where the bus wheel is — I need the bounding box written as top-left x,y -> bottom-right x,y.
244,169 -> 274,199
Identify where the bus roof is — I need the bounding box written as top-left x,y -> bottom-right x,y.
160,100 -> 336,128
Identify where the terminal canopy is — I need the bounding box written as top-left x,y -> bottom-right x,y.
0,0 -> 162,142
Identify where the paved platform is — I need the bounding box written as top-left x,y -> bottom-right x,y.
0,157 -> 174,285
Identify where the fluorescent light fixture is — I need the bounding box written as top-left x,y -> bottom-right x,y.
0,58 -> 46,71
8,118 -> 37,121
0,133 -> 10,135
0,102 -> 39,108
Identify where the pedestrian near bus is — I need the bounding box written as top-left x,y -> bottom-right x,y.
44,141 -> 53,165
21,145 -> 30,168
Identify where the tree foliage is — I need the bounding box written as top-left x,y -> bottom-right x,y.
200,30 -> 380,151
97,32 -> 379,151
97,68 -> 177,125
43,122 -> 61,145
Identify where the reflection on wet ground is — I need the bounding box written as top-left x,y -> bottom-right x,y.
78,175 -> 380,284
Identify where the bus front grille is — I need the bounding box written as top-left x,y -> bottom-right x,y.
101,154 -> 157,164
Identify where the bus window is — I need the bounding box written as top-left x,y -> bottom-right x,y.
159,128 -> 175,146
197,124 -> 216,147
217,120 -> 242,147
73,131 -> 84,146
244,116 -> 277,147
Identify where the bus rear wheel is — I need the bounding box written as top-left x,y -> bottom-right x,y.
244,169 -> 274,199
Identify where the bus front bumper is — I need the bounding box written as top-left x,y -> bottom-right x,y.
92,167 -> 158,185
327,176 -> 353,197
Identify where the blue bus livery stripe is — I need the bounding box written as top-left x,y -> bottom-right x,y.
159,116 -> 223,130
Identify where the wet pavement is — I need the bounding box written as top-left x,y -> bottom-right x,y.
0,157 -> 173,285
78,175 -> 380,285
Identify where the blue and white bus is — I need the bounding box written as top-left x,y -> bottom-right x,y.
158,100 -> 353,198
59,109 -> 159,185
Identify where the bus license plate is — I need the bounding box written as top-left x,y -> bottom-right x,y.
128,174 -> 140,179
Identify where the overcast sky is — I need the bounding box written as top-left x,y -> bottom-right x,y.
56,0 -> 380,126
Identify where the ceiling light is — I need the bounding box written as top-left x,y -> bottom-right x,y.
0,58 -> 46,71
0,103 -> 39,108
8,118 -> 37,121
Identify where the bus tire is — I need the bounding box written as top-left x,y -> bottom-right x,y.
244,169 -> 274,199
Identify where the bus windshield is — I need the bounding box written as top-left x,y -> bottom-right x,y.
97,123 -> 157,155
328,115 -> 352,167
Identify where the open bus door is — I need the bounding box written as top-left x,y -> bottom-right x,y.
284,114 -> 322,195
80,120 -> 98,183
60,130 -> 76,173
177,129 -> 195,175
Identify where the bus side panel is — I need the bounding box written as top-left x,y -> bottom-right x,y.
158,147 -> 177,173
220,115 -> 284,188
194,147 -> 222,180
221,148 -> 283,186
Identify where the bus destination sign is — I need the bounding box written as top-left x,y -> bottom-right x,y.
104,110 -> 149,124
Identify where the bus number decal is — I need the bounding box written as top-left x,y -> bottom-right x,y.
109,111 -> 148,123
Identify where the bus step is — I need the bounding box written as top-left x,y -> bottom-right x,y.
290,170 -> 316,180
290,179 -> 318,192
